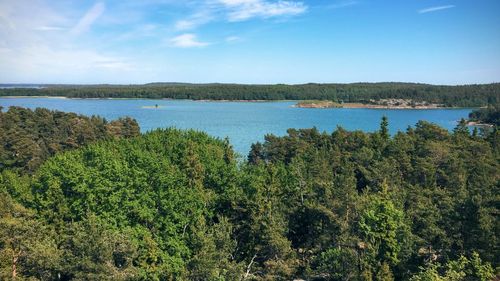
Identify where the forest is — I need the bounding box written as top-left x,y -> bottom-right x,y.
0,106 -> 139,173
0,107 -> 499,280
1,82 -> 500,107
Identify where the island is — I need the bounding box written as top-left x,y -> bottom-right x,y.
293,100 -> 343,108
294,99 -> 445,109
141,104 -> 166,109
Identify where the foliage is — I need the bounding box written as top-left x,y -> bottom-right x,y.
410,252 -> 495,281
0,106 -> 139,173
246,118 -> 499,280
0,192 -> 61,280
29,128 -> 244,280
0,107 -> 498,280
469,104 -> 500,126
358,187 -> 410,267
315,247 -> 358,280
1,82 -> 499,107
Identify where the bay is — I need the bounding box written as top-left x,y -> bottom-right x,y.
0,98 -> 472,156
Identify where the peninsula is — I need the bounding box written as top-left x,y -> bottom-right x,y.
295,98 -> 446,109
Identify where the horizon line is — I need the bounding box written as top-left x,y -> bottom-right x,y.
1,81 -> 500,87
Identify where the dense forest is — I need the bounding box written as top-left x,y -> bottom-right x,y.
0,107 -> 499,280
0,107 -> 139,173
1,82 -> 500,107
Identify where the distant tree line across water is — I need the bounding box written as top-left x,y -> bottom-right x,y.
1,82 -> 499,107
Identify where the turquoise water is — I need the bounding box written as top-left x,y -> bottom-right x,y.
0,98 -> 472,156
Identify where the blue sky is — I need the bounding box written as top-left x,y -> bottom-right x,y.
0,0 -> 499,84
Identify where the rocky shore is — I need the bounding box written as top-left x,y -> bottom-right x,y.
295,99 -> 445,109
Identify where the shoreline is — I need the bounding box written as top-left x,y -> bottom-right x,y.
466,121 -> 494,127
194,99 -> 277,103
0,95 -> 68,99
294,101 -> 469,110
0,96 -> 281,102
340,103 -> 447,110
0,96 -> 476,109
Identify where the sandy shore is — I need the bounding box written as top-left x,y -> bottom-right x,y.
292,101 -> 341,108
466,121 -> 494,127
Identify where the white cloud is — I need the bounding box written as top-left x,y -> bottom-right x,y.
71,2 -> 105,35
173,0 -> 306,32
418,5 -> 455,14
174,10 -> 214,31
94,59 -> 132,70
328,0 -> 358,9
0,0 -> 134,83
114,24 -> 158,41
175,19 -> 199,30
34,26 -> 66,31
0,0 -> 69,34
0,44 -> 133,83
219,0 -> 307,21
170,33 -> 210,48
225,36 -> 241,42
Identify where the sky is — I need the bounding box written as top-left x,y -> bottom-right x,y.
0,0 -> 499,85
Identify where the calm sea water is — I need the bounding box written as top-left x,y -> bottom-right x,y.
0,98 -> 472,156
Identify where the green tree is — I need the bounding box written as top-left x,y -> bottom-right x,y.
0,192 -> 61,280
315,247 -> 358,280
358,185 -> 410,267
58,215 -> 138,281
375,262 -> 394,281
29,128 -> 241,280
380,116 -> 390,140
410,252 -> 495,281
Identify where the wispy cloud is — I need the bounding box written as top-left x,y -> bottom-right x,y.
173,0 -> 307,32
114,24 -> 158,41
418,5 -> 455,14
170,33 -> 210,48
0,0 -> 136,83
225,36 -> 242,43
34,26 -> 66,31
94,59 -> 132,70
174,10 -> 214,31
220,0 -> 307,22
71,2 -> 105,35
328,0 -> 359,9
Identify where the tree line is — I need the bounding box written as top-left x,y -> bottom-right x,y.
1,82 -> 499,107
0,107 -> 498,280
